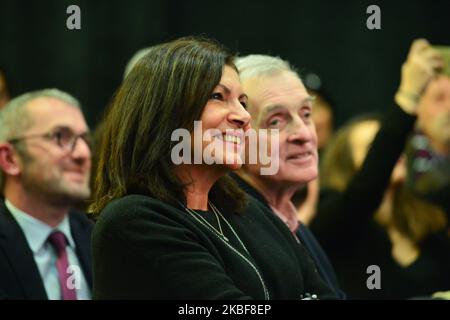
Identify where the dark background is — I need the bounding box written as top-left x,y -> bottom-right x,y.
0,0 -> 449,128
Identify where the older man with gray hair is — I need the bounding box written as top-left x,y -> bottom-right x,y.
232,54 -> 345,299
0,89 -> 93,300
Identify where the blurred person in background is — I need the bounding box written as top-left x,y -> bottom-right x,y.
318,114 -> 449,299
123,46 -> 155,80
310,89 -> 335,155
0,66 -> 12,109
405,70 -> 450,220
311,39 -> 450,299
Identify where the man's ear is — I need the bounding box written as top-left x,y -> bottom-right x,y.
0,143 -> 22,177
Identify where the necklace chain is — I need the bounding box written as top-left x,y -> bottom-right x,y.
181,201 -> 270,300
184,201 -> 228,241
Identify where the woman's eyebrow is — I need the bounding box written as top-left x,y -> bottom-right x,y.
217,84 -> 247,100
216,84 -> 230,93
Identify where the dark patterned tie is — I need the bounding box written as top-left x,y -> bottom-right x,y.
48,231 -> 77,300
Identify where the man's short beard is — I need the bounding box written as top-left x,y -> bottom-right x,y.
18,147 -> 91,207
22,171 -> 91,207
46,188 -> 90,207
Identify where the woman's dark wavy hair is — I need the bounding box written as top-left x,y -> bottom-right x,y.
89,36 -> 247,215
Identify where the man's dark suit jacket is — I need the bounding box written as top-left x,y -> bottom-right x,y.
0,200 -> 94,299
231,173 -> 346,299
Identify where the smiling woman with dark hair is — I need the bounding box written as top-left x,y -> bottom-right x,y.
90,36 -> 335,300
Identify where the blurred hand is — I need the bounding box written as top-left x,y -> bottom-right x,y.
432,291 -> 450,300
396,39 -> 444,114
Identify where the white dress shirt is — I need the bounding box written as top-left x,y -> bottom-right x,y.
5,199 -> 91,300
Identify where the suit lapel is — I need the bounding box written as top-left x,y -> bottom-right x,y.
0,202 -> 48,299
69,212 -> 93,289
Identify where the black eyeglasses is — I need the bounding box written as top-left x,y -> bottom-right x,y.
8,127 -> 92,153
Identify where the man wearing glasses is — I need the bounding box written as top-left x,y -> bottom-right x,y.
0,89 -> 93,300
